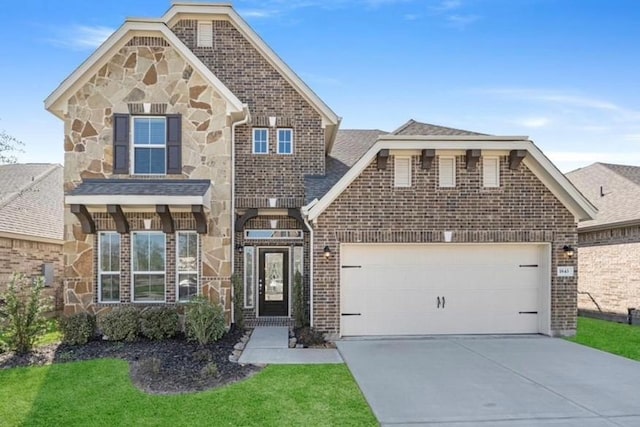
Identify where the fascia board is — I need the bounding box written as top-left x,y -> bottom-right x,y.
307,139 -> 597,222
45,21 -> 244,118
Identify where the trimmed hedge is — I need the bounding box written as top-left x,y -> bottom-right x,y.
60,313 -> 96,345
140,307 -> 179,340
98,306 -> 139,342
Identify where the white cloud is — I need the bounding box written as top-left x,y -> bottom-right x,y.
238,9 -> 278,18
515,117 -> 551,128
404,13 -> 421,21
45,25 -> 115,50
446,14 -> 480,29
432,0 -> 463,12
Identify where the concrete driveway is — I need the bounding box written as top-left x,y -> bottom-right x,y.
337,336 -> 640,426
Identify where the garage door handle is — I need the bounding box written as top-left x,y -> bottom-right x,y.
442,296 -> 445,308
341,313 -> 361,316
519,311 -> 538,314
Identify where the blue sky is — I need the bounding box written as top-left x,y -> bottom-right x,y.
1,0 -> 639,172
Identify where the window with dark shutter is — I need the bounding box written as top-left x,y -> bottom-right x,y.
166,114 -> 182,175
113,114 -> 130,174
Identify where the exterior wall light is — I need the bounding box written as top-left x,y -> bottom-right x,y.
563,245 -> 575,258
323,246 -> 331,259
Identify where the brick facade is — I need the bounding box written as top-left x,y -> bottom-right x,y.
170,19 -> 325,203
577,225 -> 640,314
0,236 -> 63,310
312,155 -> 578,336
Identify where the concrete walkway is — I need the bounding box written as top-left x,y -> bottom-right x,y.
238,326 -> 343,364
338,336 -> 640,426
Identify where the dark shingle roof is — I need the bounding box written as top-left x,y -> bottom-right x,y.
566,162 -> 640,229
69,179 -> 211,197
392,119 -> 487,136
0,163 -> 63,241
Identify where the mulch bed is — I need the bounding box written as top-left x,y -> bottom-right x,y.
0,327 -> 261,395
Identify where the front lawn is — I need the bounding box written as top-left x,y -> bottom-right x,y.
568,316 -> 640,361
0,360 -> 376,426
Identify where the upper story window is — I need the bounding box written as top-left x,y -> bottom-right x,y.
132,117 -> 166,174
98,232 -> 120,303
277,129 -> 293,154
394,156 -> 412,187
482,156 -> 500,188
197,21 -> 213,47
253,128 -> 268,154
438,156 -> 456,188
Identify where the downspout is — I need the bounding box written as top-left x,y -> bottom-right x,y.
301,198 -> 319,327
230,105 -> 250,325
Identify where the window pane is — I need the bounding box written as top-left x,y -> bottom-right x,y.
100,235 -> 110,271
133,233 -> 149,271
294,246 -> 303,277
133,118 -> 150,144
148,118 -> 166,144
100,274 -> 120,302
244,247 -> 255,308
149,148 -> 165,174
178,233 -> 197,272
110,234 -> 120,271
178,273 -> 198,301
253,129 -> 267,153
148,234 -> 166,271
133,274 -> 165,302
134,148 -> 151,173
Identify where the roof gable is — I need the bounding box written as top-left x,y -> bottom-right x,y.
567,162 -> 640,230
392,119 -> 486,136
45,20 -> 245,119
0,164 -> 63,242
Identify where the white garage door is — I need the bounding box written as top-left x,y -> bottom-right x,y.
340,244 -> 549,336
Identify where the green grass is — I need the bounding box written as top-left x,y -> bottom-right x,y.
568,316 -> 640,361
0,360 -> 376,426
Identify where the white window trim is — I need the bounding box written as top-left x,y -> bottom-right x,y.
98,232 -> 120,304
394,156 -> 412,188
131,231 -> 166,303
130,116 -> 167,176
176,231 -> 200,303
483,156 -> 501,188
276,128 -> 294,155
243,246 -> 255,309
252,128 -> 269,154
196,21 -> 213,47
439,156 -> 456,188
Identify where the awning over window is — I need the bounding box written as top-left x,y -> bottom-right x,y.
65,179 -> 211,234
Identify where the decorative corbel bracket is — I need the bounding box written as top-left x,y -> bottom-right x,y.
509,150 -> 527,170
466,149 -> 481,170
70,204 -> 96,234
421,149 -> 435,170
377,149 -> 389,170
156,205 -> 175,234
234,208 -> 258,232
107,204 -> 129,234
192,205 -> 208,234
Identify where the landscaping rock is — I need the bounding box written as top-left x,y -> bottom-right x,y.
234,342 -> 245,351
289,337 -> 297,348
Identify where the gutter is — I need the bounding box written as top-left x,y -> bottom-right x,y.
301,199 -> 319,327
230,105 -> 250,324
578,218 -> 640,233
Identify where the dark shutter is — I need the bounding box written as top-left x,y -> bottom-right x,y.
113,114 -> 130,174
166,114 -> 182,175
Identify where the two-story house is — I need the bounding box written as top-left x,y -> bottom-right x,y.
46,2 -> 595,338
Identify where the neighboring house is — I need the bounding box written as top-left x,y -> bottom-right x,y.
45,2 -> 595,337
567,162 -> 640,317
0,163 -> 64,309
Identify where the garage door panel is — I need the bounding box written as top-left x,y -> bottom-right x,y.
341,244 -> 546,336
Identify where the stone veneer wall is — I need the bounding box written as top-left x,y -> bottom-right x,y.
0,237 -> 63,310
171,19 -> 325,205
577,225 -> 640,314
312,155 -> 578,336
62,37 -> 233,318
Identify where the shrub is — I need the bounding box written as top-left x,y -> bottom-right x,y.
60,312 -> 96,345
184,296 -> 226,345
140,307 -> 179,340
296,326 -> 326,347
98,306 -> 139,342
231,274 -> 244,330
0,274 -> 51,354
293,271 -> 305,329
200,362 -> 218,379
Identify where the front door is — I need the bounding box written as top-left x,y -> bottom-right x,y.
258,248 -> 289,316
